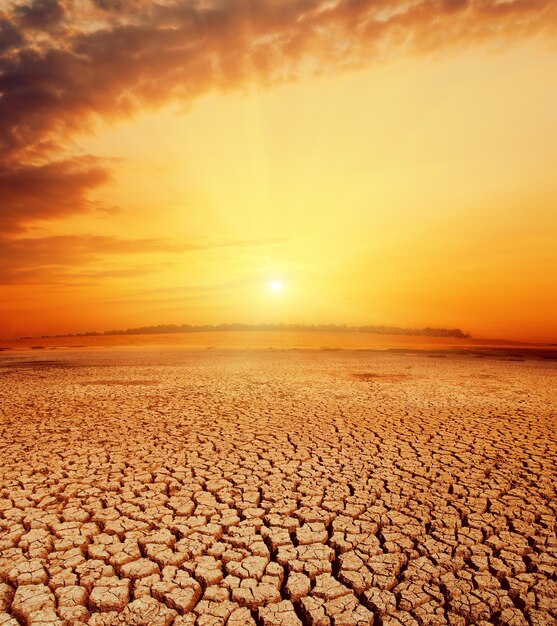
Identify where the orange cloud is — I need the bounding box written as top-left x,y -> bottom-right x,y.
0,234 -> 184,284
1,0 -> 555,159
0,157 -> 109,231
0,234 -> 285,284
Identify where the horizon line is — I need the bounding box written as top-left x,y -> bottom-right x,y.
5,321 -> 473,342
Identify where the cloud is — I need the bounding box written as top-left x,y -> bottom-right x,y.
0,234 -> 183,284
0,157 -> 110,232
14,0 -> 65,30
0,233 -> 285,284
90,0 -> 141,12
0,0 -> 555,230
2,0 -> 554,154
0,18 -> 24,54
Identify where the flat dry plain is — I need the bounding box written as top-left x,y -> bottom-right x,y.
0,346 -> 556,626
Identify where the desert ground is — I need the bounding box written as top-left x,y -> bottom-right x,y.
0,345 -> 556,626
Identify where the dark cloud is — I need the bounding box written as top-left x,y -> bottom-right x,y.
0,0 -> 555,231
0,157 -> 109,232
91,0 -> 129,12
14,0 -> 65,30
0,18 -> 24,54
1,0 -> 552,156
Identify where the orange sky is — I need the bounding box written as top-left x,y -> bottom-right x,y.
0,0 -> 556,342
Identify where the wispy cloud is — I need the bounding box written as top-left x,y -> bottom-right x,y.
0,234 -> 178,283
0,233 -> 286,284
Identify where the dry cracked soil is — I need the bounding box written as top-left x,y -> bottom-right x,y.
0,347 -> 556,626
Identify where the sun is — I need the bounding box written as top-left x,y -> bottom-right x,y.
269,280 -> 283,292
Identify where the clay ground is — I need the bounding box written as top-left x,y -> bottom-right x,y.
0,348 -> 556,626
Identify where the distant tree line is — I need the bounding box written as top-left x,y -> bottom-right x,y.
42,323 -> 470,339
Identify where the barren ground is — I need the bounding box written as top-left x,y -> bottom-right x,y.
0,348 -> 556,626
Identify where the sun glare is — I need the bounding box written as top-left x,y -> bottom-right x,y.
269,280 -> 284,292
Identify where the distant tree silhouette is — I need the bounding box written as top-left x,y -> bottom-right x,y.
50,323 -> 470,339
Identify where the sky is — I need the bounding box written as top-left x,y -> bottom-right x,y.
0,0 -> 556,342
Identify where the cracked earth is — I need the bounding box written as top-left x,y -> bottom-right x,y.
0,348 -> 556,626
